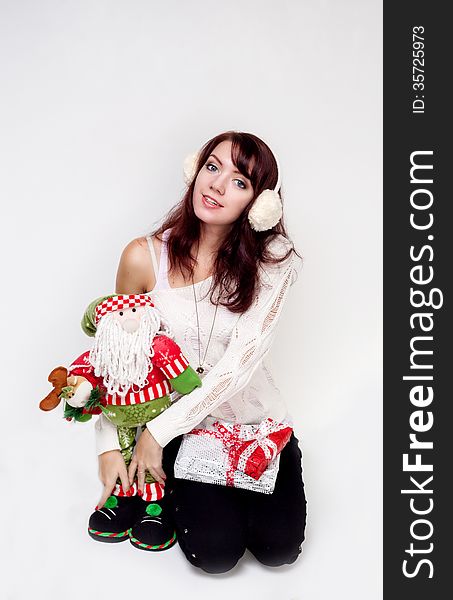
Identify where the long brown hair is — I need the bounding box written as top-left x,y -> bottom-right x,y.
151,130 -> 301,313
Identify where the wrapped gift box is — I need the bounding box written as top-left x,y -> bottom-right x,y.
174,417 -> 293,494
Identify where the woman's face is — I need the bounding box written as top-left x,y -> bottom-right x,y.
192,140 -> 255,228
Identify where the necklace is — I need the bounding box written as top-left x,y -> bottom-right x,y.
191,276 -> 219,374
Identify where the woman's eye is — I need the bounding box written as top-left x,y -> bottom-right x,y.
207,163 -> 246,189
132,308 -> 136,312
119,311 -> 123,316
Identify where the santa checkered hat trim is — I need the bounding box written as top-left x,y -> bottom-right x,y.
95,294 -> 154,324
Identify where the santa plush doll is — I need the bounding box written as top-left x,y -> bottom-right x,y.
40,293 -> 201,551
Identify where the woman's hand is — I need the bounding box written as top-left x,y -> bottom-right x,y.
97,450 -> 130,509
128,428 -> 166,492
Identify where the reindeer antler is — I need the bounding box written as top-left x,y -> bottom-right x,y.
39,366 -> 68,411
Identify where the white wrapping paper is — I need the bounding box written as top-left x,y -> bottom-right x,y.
174,417 -> 281,494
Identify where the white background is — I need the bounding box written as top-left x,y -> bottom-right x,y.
1,1 -> 382,599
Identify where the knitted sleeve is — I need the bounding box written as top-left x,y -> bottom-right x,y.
95,412 -> 120,455
146,237 -> 301,447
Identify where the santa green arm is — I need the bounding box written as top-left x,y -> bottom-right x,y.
151,335 -> 202,395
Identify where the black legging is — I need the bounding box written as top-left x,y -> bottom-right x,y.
162,432 -> 307,574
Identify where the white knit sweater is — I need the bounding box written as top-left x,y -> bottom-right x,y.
95,231 -> 302,454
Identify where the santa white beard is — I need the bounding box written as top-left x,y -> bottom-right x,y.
89,307 -> 162,397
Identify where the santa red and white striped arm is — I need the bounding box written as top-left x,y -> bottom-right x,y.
152,334 -> 190,379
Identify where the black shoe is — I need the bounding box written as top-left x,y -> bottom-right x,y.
88,495 -> 142,543
129,496 -> 177,551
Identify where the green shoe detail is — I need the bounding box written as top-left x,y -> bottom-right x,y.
145,503 -> 162,517
129,531 -> 177,551
88,527 -> 131,539
104,496 -> 118,509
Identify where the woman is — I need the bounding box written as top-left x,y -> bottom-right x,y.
92,130 -> 307,573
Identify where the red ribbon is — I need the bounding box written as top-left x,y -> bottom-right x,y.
190,419 -> 292,485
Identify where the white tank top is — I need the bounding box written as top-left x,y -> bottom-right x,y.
146,229 -> 171,290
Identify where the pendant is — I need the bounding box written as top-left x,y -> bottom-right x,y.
196,366 -> 204,374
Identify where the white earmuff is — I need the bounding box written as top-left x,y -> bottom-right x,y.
183,151 -> 201,186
